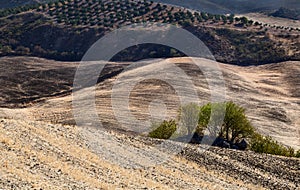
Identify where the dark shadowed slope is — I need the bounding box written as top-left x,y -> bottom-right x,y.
0,0 -> 49,9
153,0 -> 300,14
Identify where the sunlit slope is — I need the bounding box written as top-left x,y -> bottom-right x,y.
0,118 -> 267,189
0,56 -> 299,149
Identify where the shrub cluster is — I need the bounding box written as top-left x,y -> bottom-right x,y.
148,102 -> 299,158
250,134 -> 298,157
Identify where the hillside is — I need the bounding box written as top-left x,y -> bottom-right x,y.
3,0 -> 299,14
0,0 -> 39,9
237,13 -> 300,29
0,56 -> 299,189
1,119 -> 299,189
0,56 -> 299,150
0,1 -> 300,189
270,7 -> 300,20
152,0 -> 300,14
0,0 -> 299,65
1,119 -> 243,189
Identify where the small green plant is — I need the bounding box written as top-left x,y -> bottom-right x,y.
148,120 -> 177,139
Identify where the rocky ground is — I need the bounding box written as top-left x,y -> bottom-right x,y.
1,118 -> 299,189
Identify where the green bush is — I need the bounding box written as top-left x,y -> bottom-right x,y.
197,102 -> 255,143
197,103 -> 212,135
148,120 -> 177,139
250,134 -> 296,157
147,102 -> 300,158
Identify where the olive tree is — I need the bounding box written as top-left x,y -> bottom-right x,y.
197,101 -> 255,143
178,103 -> 200,136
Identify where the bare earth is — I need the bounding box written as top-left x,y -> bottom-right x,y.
0,56 -> 299,189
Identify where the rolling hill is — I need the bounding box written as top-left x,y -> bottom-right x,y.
2,118 -> 299,189
0,0 -> 299,189
0,0 -> 299,65
1,56 -> 299,150
0,56 -> 299,189
270,7 -> 300,20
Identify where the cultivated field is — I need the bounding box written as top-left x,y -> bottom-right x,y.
0,56 -> 299,189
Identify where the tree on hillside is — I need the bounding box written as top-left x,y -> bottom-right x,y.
228,14 -> 234,23
197,102 -> 255,143
179,103 -> 200,136
201,12 -> 208,21
240,16 -> 248,26
221,15 -> 227,23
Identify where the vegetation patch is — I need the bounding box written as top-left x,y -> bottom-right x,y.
148,120 -> 177,139
149,102 -> 300,158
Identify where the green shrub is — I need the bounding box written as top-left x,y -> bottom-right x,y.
197,103 -> 212,135
250,134 -> 295,157
197,102 -> 255,143
148,120 -> 177,139
147,102 -> 299,158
